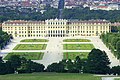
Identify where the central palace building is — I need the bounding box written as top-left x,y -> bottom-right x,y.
2,19 -> 111,38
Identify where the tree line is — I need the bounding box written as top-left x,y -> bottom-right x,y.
111,26 -> 120,32
0,7 -> 58,22
100,33 -> 120,59
1,7 -> 120,22
1,49 -> 120,75
0,30 -> 13,50
62,8 -> 120,22
0,55 -> 44,74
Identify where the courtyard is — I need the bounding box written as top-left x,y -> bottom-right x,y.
1,36 -> 120,68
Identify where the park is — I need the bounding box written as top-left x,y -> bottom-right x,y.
1,37 -> 120,80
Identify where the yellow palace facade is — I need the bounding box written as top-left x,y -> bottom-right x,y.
2,19 -> 111,38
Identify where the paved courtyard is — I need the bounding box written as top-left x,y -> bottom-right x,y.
0,36 -> 120,68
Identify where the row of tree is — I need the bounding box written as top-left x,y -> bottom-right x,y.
1,7 -> 120,22
47,49 -> 111,74
0,30 -> 13,50
1,49 -> 120,75
100,33 -> 120,59
0,7 -> 58,22
62,8 -> 120,22
46,49 -> 120,75
111,26 -> 120,32
0,55 -> 45,74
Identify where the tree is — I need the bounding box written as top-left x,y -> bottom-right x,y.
116,40 -> 120,52
111,37 -> 120,49
5,61 -> 14,74
0,62 -> 6,74
116,40 -> 120,59
112,66 -> 120,75
84,49 -> 111,74
46,63 -> 65,72
74,56 -> 82,73
30,62 -> 44,72
66,59 -> 77,73
0,57 -> 7,74
8,55 -> 21,71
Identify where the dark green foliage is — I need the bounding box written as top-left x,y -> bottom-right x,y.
111,26 -> 119,32
74,56 -> 82,72
0,30 -> 13,49
62,8 -> 120,22
47,63 -> 65,72
1,7 -> 120,22
116,41 -> 120,52
46,57 -> 82,73
111,37 -> 120,49
0,55 -> 45,75
83,49 -> 110,74
0,7 -> 58,22
112,66 -> 120,75
8,55 -> 21,71
100,33 -> 120,59
30,61 -> 45,72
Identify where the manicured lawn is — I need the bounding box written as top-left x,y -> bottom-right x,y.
13,44 -> 47,50
63,39 -> 91,42
4,52 -> 44,60
63,44 -> 94,50
0,73 -> 101,80
114,78 -> 120,80
64,52 -> 89,60
20,39 -> 48,42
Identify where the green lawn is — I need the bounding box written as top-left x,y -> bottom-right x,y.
13,44 -> 47,50
115,79 -> 120,80
20,39 -> 48,42
63,39 -> 91,42
64,52 -> 89,60
63,44 -> 94,50
4,52 -> 44,60
0,73 -> 101,80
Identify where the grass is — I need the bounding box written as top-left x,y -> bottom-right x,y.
13,44 -> 47,50
115,79 -> 120,80
20,39 -> 48,42
63,44 -> 94,50
0,73 -> 101,80
4,52 -> 44,60
64,52 -> 89,60
63,39 -> 91,42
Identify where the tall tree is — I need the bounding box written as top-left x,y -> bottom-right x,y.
84,49 -> 111,74
8,55 -> 21,71
74,56 -> 82,73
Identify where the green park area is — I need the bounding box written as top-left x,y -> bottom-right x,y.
63,39 -> 91,42
0,73 -> 101,80
115,79 -> 120,80
20,39 -> 48,42
4,52 -> 44,60
63,44 -> 94,50
64,52 -> 89,60
13,44 -> 47,50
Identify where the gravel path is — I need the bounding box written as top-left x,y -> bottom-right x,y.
1,36 -> 120,68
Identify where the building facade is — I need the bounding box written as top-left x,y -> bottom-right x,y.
2,19 -> 111,38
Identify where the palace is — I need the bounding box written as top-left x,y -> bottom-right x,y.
2,19 -> 111,37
